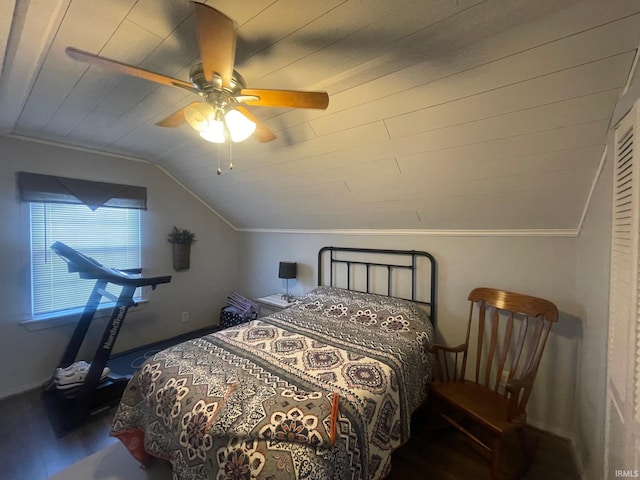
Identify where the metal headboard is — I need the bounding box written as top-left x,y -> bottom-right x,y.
317,246 -> 437,326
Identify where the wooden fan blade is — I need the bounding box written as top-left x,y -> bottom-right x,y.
156,102 -> 202,127
235,106 -> 276,143
193,2 -> 236,88
65,47 -> 197,92
240,88 -> 329,109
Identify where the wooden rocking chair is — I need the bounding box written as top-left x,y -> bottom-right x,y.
428,287 -> 558,479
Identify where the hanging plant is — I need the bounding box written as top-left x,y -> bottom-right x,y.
167,226 -> 197,245
167,227 -> 196,271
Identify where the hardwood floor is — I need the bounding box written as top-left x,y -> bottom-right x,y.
0,389 -> 117,480
0,389 -> 581,480
389,419 -> 582,480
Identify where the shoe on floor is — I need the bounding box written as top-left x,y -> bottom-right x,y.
55,360 -> 89,377
55,363 -> 110,390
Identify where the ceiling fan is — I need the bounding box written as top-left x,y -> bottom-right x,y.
65,1 -> 329,144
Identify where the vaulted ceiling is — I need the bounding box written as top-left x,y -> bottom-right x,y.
1,0 -> 639,231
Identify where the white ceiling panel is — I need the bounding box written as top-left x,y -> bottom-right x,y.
2,0 -> 639,231
400,146 -> 602,184
297,2 -> 639,128
127,0 -> 194,39
384,54 -> 632,139
38,20 -> 164,140
309,15 -> 640,137
13,0 -> 137,135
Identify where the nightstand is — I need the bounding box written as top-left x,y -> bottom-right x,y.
255,294 -> 296,317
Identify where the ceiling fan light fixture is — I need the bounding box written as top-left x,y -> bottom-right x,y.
184,103 -> 215,132
199,118 -> 225,143
224,108 -> 256,142
65,4 -> 330,150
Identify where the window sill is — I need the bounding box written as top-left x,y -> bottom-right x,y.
20,299 -> 148,332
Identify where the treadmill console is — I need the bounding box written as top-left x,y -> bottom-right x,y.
51,241 -> 171,288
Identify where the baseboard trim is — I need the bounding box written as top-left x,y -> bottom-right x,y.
109,325 -> 220,360
0,377 -> 51,401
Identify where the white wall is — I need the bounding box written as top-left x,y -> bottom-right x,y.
574,147 -> 612,480
0,136 -> 240,398
238,231 -> 580,436
572,59 -> 640,480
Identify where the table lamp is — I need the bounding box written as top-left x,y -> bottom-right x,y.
278,261 -> 297,302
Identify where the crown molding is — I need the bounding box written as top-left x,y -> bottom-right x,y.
3,133 -> 151,164
237,228 -> 579,237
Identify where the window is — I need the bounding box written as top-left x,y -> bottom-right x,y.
29,202 -> 141,320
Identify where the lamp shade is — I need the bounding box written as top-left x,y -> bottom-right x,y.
184,103 -> 215,132
278,261 -> 297,279
199,119 -> 225,143
225,108 -> 256,142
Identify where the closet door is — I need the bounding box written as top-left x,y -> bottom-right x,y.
606,103 -> 640,474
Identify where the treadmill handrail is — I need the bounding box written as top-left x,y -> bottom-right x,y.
51,241 -> 172,288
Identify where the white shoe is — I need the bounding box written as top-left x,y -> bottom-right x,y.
55,361 -> 89,377
55,363 -> 110,390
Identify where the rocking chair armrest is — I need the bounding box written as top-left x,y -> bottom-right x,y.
505,377 -> 533,421
505,378 -> 528,394
505,373 -> 535,393
428,343 -> 467,382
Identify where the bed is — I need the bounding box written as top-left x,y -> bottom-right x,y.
111,247 -> 437,480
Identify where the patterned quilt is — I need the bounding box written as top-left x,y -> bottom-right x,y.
111,286 -> 434,480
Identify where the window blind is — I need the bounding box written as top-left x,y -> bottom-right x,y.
30,202 -> 141,318
18,171 -> 147,210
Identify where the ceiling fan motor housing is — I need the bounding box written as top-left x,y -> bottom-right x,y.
189,63 -> 247,106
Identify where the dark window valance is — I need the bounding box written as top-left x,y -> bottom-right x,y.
17,172 -> 147,211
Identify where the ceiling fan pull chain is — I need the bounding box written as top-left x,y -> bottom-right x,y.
217,143 -> 222,175
228,139 -> 233,170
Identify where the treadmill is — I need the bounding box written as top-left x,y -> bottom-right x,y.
42,241 -> 172,434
